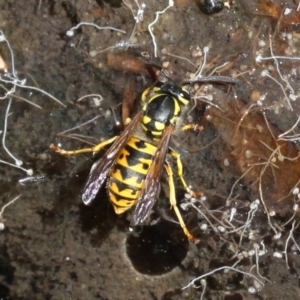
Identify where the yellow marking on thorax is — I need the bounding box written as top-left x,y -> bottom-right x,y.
173,97 -> 181,116
169,116 -> 178,126
143,115 -> 152,124
178,87 -> 190,105
154,121 -> 165,131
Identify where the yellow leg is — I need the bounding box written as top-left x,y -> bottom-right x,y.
50,136 -> 118,155
164,162 -> 198,242
124,117 -> 132,126
169,149 -> 203,198
180,123 -> 203,132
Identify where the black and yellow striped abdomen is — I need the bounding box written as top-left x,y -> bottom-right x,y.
108,137 -> 157,214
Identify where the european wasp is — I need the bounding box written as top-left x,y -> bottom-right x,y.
51,70 -> 237,242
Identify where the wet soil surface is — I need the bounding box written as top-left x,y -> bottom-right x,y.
1,0 -> 300,299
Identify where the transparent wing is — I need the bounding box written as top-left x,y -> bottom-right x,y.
131,125 -> 174,225
82,111 -> 143,205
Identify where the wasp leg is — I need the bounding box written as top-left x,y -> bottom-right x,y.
164,162 -> 198,242
180,123 -> 204,132
122,80 -> 136,125
50,136 -> 118,155
169,149 -> 203,198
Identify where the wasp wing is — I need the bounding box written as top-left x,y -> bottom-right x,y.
131,125 -> 174,225
82,111 -> 143,205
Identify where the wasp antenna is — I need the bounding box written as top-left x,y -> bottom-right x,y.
183,76 -> 239,86
143,62 -> 163,70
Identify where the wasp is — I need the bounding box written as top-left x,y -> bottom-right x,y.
51,72 -> 237,242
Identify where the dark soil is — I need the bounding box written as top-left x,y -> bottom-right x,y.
0,0 -> 300,299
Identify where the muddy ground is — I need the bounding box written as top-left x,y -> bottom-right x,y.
1,0 -> 300,299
